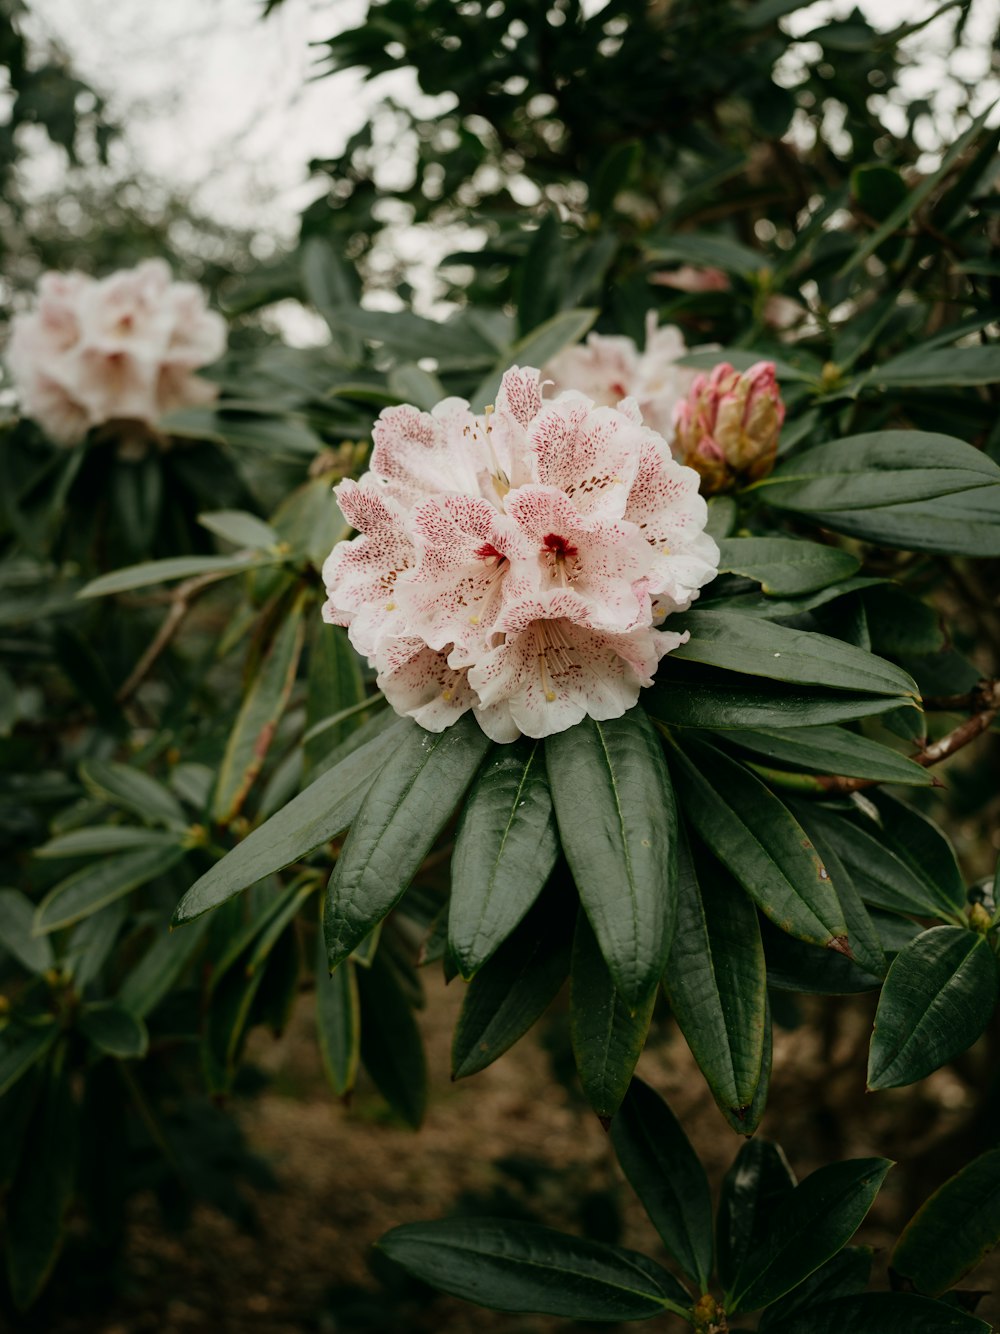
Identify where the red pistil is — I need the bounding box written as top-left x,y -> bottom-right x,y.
475,542 -> 505,562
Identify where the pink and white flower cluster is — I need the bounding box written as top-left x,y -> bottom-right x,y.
542,312 -> 699,442
322,367 -> 719,742
6,260 -> 226,447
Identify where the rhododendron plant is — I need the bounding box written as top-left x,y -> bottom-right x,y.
673,360 -> 785,494
6,259 -> 226,447
322,367 -> 719,740
541,312 -> 698,442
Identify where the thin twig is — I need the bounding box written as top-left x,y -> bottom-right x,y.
116,570 -> 233,703
816,679 -> 1000,794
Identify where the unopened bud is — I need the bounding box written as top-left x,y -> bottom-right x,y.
672,361 -> 785,495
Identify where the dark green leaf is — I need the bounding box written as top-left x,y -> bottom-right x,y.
722,725 -> 931,786
325,715 -> 490,968
716,538 -> 860,597
118,916 -> 211,1018
646,675 -> 912,730
0,1025 -> 58,1098
893,1148 -> 1000,1297
728,1158 -> 891,1312
471,308 -> 599,409
570,914 -> 655,1122
669,739 -> 848,951
174,720 -> 403,924
718,1139 -> 796,1291
764,1293 -> 989,1333
868,927 -> 999,1090
357,947 -> 426,1128
35,826 -> 185,858
546,709 -> 678,1008
379,1218 -> 688,1320
79,758 -> 187,828
611,1078 -> 713,1289
304,621 -> 369,778
760,1247 -> 872,1329
79,551 -> 273,598
670,611 -> 918,699
0,888 -> 54,974
35,845 -> 185,934
450,739 -> 559,977
867,791 -> 966,915
316,947 -> 360,1098
664,840 -> 766,1123
79,1004 -> 149,1059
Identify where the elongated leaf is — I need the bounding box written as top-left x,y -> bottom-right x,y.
118,916 -> 211,1017
760,1247 -> 872,1329
213,591 -> 307,823
6,1062 -> 77,1310
379,1218 -> 689,1320
867,791 -> 966,915
669,739 -> 848,951
35,826 -> 186,858
316,947 -> 360,1098
893,1148 -> 1000,1297
868,927 -> 999,1090
546,709 -> 678,1008
388,363 -> 446,411
0,888 -> 54,974
80,551 -> 273,598
0,1025 -> 57,1098
199,509 -> 280,549
35,845 -> 185,934
670,611 -> 918,699
646,675 -> 912,729
357,947 -> 426,1128
871,346 -> 1000,389
765,1293 -> 989,1333
450,740 -> 559,977
325,715 -> 490,968
728,1158 -> 891,1312
718,1139 -> 796,1290
664,840 -> 767,1121
79,1004 -> 149,1059
570,914 -> 655,1122
304,621 -> 368,777
759,431 -> 1000,556
610,1078 -> 714,1289
723,725 -> 931,786
452,892 -> 572,1079
716,538 -> 860,596
174,720 -> 403,924
79,759 -> 187,828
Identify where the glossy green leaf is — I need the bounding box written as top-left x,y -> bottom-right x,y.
760,1247 -> 872,1329
663,840 -> 766,1122
174,720 -> 403,924
764,1293 -> 989,1333
718,1139 -> 796,1291
727,1157 -> 891,1312
646,676 -> 912,730
0,888 -> 54,974
79,1004 -> 149,1059
325,715 -> 490,968
868,927 -> 999,1090
570,914 -> 655,1122
723,725 -> 930,786
379,1218 -> 689,1321
611,1078 -> 714,1289
79,551 -> 273,598
450,739 -> 559,978
35,845 -> 185,934
213,591 -> 307,823
357,947 -> 426,1128
669,611 -> 918,699
669,739 -> 848,951
5,1062 -> 77,1310
759,431 -> 1000,556
716,538 -> 860,596
452,893 -> 571,1080
546,709 -> 678,1008
893,1148 -> 1000,1296
35,826 -> 186,858
316,946 -> 360,1098
79,758 -> 187,828
867,791 -> 966,915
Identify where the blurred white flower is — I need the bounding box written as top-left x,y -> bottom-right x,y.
6,260 -> 227,447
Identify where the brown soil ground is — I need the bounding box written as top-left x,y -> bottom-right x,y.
32,974 -> 1000,1334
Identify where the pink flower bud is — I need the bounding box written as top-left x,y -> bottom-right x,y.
672,360 -> 785,494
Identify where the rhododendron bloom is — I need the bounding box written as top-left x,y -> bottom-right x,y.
322,367 -> 719,742
542,313 -> 698,442
6,260 -> 226,447
673,360 -> 785,495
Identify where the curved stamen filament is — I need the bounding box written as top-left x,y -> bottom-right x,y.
533,619 -> 574,702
